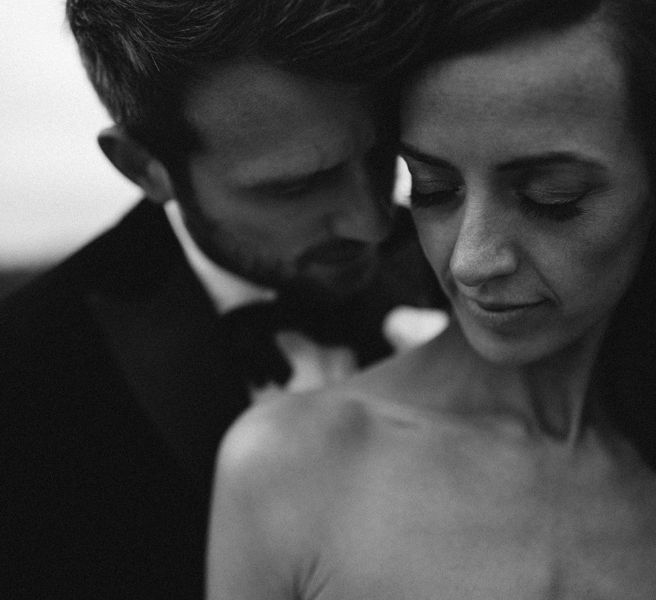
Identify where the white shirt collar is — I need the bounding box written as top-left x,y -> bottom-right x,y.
164,200 -> 276,314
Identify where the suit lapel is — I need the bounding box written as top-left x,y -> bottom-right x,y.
84,202 -> 250,492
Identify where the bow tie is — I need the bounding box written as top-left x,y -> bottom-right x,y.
213,291 -> 393,389
214,301 -> 294,388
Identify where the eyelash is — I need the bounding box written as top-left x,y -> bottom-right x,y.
270,165 -> 344,199
517,193 -> 584,221
409,189 -> 585,222
409,189 -> 461,209
277,182 -> 312,197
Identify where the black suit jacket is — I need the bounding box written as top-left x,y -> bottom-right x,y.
1,201 -> 439,599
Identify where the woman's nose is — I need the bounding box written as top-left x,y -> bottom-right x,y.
449,196 -> 518,287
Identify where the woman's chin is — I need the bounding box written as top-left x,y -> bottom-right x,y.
459,323 -> 563,368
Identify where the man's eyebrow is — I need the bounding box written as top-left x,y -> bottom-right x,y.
243,162 -> 344,191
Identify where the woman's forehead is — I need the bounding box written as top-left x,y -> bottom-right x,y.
404,17 -> 625,123
400,18 -> 635,164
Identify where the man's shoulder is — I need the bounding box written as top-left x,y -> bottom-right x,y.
0,200 -> 185,390
0,201 -> 174,327
0,257 -> 93,358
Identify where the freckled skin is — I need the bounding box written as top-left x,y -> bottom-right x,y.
207,18 -> 656,600
401,19 -> 652,368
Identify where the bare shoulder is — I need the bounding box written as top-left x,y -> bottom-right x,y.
214,326 -> 484,516
208,392 -> 383,598
217,389 -> 378,496
219,389 -> 373,472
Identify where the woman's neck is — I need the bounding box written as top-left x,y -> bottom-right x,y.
441,320 -> 610,446
521,327 -> 606,445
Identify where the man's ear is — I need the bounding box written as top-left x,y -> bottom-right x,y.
98,126 -> 175,204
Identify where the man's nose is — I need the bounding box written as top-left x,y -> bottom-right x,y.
449,194 -> 518,288
329,163 -> 394,243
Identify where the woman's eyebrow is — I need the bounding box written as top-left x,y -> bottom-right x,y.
398,144 -> 608,176
397,142 -> 455,170
496,152 -> 607,173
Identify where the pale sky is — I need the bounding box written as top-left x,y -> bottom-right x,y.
0,1 -> 138,267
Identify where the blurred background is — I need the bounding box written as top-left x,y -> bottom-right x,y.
0,1 -> 138,298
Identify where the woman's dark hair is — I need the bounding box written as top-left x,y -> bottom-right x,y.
411,0 -> 656,466
66,0 -> 429,170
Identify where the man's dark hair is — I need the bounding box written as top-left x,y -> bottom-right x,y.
66,0 -> 429,167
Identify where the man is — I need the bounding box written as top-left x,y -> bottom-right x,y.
1,1 -> 441,598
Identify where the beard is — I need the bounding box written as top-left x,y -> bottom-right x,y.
180,205 -> 379,301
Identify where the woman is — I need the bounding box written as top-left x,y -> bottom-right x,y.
207,1 -> 656,597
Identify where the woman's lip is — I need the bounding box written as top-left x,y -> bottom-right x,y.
459,295 -> 546,322
468,299 -> 544,312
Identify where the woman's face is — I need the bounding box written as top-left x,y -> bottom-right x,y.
400,18 -> 653,365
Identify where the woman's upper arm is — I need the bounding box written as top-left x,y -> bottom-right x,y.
206,405 -> 311,600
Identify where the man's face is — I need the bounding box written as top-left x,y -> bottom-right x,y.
175,60 -> 395,297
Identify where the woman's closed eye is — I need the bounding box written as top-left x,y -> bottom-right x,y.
409,182 -> 464,209
516,186 -> 589,221
410,181 -> 590,221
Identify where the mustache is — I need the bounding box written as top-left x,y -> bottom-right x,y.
298,239 -> 375,267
